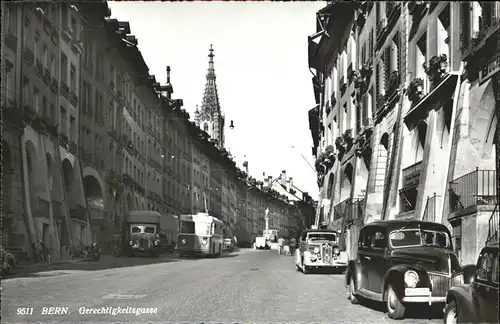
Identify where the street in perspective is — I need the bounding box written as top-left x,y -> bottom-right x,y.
1,1 -> 499,323
2,249 -> 444,323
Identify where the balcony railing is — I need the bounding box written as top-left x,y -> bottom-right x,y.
449,169 -> 497,213
402,161 -> 423,188
423,193 -> 441,223
486,205 -> 498,245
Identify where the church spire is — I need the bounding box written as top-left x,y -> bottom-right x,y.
197,44 -> 225,148
207,44 -> 215,79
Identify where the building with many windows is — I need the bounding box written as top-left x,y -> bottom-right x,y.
1,1 -> 315,263
308,1 -> 498,264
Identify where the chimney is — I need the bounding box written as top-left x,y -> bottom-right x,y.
263,177 -> 269,188
166,66 -> 171,83
281,170 -> 286,185
287,177 -> 293,192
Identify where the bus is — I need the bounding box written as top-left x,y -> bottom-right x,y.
178,213 -> 224,257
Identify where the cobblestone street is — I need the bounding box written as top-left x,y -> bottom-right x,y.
2,249 -> 442,323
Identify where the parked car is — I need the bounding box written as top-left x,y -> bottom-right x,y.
444,242 -> 499,323
345,220 -> 465,320
295,229 -> 347,274
1,245 -> 16,275
223,238 -> 234,252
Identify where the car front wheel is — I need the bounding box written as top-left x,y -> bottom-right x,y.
386,284 -> 405,319
444,301 -> 458,324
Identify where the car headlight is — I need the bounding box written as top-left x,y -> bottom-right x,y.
313,247 -> 320,254
333,247 -> 340,255
154,240 -> 159,246
404,270 -> 419,288
181,238 -> 186,244
202,238 -> 208,246
129,240 -> 133,245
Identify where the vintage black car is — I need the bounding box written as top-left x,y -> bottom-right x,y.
345,220 -> 465,320
444,242 -> 499,323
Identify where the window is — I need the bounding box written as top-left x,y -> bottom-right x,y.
70,116 -> 76,142
60,106 -> 67,134
359,229 -> 372,249
477,250 -> 495,281
372,230 -> 386,249
49,52 -> 55,76
34,30 -> 40,61
4,62 -> 14,102
70,16 -> 77,36
42,96 -> 47,117
42,44 -> 48,69
61,4 -> 68,29
180,221 -> 195,234
492,252 -> 499,283
33,87 -> 40,113
70,64 -> 76,92
61,53 -> 68,84
416,33 -> 427,85
23,18 -> 31,48
95,51 -> 103,81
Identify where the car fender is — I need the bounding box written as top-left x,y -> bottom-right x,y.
446,285 -> 477,322
381,264 -> 416,301
461,264 -> 476,284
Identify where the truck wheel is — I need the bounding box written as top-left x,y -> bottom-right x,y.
386,284 -> 405,319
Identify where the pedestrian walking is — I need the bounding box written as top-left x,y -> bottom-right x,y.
290,237 -> 297,256
278,237 -> 285,255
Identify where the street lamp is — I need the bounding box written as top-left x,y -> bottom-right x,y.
229,120 -> 235,129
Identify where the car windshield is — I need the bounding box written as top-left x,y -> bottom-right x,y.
308,233 -> 337,242
389,228 -> 451,249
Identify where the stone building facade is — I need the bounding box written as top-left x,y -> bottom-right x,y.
308,1 -> 498,263
2,1 -> 314,261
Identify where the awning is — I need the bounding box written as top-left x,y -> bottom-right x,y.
312,75 -> 321,104
404,73 -> 458,131
308,105 -> 320,148
308,40 -> 320,71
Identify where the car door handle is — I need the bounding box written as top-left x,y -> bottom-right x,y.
364,256 -> 371,260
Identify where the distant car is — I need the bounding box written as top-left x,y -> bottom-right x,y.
223,238 -> 234,252
444,242 -> 499,323
1,245 -> 16,275
255,237 -> 270,250
295,229 -> 347,274
345,220 -> 465,320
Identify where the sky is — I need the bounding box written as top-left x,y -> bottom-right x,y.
108,1 -> 326,198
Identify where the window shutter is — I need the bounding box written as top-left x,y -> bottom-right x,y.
384,47 -> 391,93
